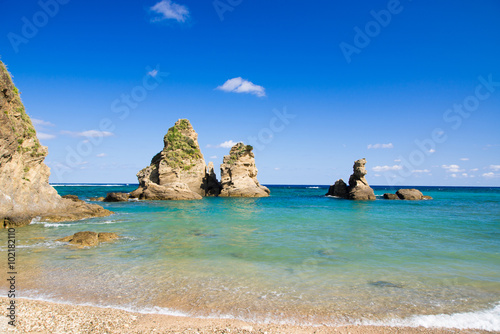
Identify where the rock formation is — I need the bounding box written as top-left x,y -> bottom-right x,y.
219,143 -> 270,197
204,161 -> 221,196
57,231 -> 120,247
104,192 -> 130,202
130,119 -> 215,200
326,158 -> 376,200
0,61 -> 113,227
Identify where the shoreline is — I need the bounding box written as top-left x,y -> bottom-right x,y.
0,297 -> 495,334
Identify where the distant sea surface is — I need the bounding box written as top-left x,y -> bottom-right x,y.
1,185 -> 499,330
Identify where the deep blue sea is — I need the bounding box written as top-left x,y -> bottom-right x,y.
1,184 -> 499,330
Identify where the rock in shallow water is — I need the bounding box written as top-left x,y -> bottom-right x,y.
57,231 -> 120,248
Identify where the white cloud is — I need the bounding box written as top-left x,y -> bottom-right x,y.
209,155 -> 217,159
429,149 -> 436,153
367,143 -> 394,149
470,168 -> 479,172
394,159 -> 401,162
441,164 -> 464,173
218,140 -> 237,148
482,172 -> 496,178
274,167 -> 280,171
412,169 -> 430,173
61,130 -> 114,138
96,153 -> 107,158
150,0 -> 189,22
207,140 -> 238,149
372,165 -> 403,172
489,165 -> 500,171
460,158 -> 469,161
32,119 -> 54,127
37,132 -> 56,140
216,77 -> 266,97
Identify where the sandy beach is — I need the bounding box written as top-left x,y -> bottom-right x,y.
1,297 -> 494,334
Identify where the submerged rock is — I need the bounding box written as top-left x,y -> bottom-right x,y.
219,143 -> 270,198
57,231 -> 120,247
326,158 -> 375,200
0,61 -> 113,227
369,281 -> 403,288
131,119 -> 210,200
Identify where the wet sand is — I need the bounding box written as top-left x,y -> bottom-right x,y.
0,297 -> 493,334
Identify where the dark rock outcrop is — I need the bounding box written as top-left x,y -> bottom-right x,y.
0,61 -> 113,227
204,162 -> 221,196
326,158 -> 375,200
57,231 -> 120,247
104,192 -> 130,202
383,193 -> 399,200
89,197 -> 105,202
326,179 -> 348,198
131,119 -> 211,200
219,143 -> 270,197
62,195 -> 80,202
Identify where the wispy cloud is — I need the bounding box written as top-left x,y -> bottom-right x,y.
372,165 -> 402,172
96,153 -> 107,158
482,172 -> 497,178
460,158 -> 469,161
367,143 -> 393,149
489,165 -> 500,171
216,77 -> 266,97
61,130 -> 114,138
412,169 -> 431,173
150,0 -> 189,22
37,132 -> 56,140
207,140 -> 237,149
442,164 -> 464,173
32,119 -> 54,127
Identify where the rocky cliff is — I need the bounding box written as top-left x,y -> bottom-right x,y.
326,158 -> 375,200
130,119 -> 211,200
219,143 -> 270,198
0,61 -> 112,227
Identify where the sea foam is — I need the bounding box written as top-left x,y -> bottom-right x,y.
362,303 -> 500,331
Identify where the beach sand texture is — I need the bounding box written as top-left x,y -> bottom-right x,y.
0,297 -> 495,334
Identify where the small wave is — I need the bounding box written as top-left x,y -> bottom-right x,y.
362,303 -> 500,331
306,187 -> 320,189
51,184 -> 128,187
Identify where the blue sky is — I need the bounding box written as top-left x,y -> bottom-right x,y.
1,0 -> 499,186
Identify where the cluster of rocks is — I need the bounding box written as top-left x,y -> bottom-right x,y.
383,189 -> 432,200
56,231 -> 120,248
0,61 -> 112,228
128,119 -> 269,201
326,158 -> 376,200
327,159 -> 432,201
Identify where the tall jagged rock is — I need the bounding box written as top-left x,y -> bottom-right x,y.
219,143 -> 270,198
204,161 -> 221,196
326,158 -> 375,200
130,119 -> 210,200
0,61 -> 113,227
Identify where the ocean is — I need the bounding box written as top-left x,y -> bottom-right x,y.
1,184 -> 499,330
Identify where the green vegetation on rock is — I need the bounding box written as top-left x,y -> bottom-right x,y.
161,120 -> 202,170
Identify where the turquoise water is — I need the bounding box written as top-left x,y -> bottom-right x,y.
1,185 -> 499,329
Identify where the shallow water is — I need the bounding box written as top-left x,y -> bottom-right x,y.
1,185 -> 499,329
